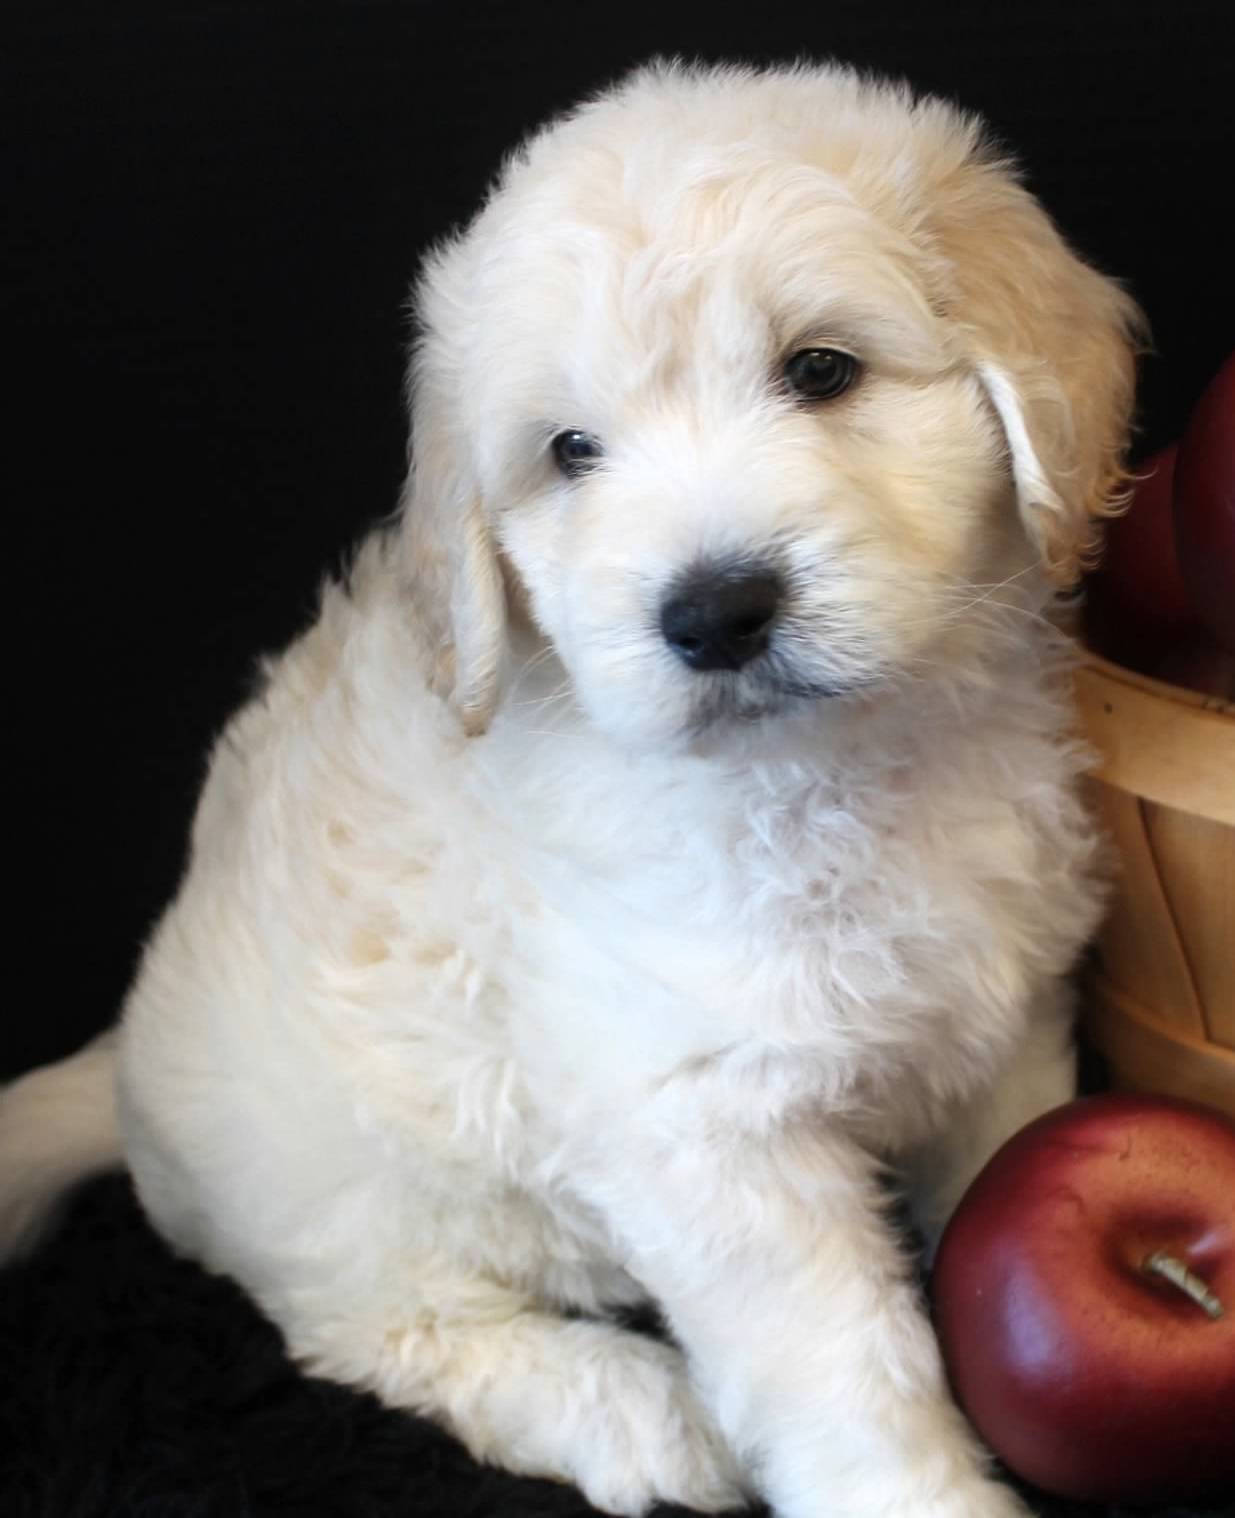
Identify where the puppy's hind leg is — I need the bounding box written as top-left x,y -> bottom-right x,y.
282,1258 -> 747,1517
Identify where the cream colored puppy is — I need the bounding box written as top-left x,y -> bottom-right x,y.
2,60 -> 1141,1518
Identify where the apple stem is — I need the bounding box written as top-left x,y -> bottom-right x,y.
1142,1251 -> 1225,1320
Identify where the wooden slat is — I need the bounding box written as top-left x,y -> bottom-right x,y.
1085,976 -> 1235,1118
1144,802 -> 1235,1051
1087,781 -> 1207,1035
1075,658 -> 1235,825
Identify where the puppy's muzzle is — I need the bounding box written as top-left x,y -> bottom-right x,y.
660,564 -> 782,672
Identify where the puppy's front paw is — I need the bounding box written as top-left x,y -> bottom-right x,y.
770,1459 -> 1031,1518
564,1336 -> 747,1515
921,1476 -> 1033,1518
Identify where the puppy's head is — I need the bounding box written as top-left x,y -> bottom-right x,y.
403,61 -> 1143,746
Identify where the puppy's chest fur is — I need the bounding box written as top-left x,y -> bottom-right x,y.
484,715 -> 1095,1142
228,598 -> 1102,1178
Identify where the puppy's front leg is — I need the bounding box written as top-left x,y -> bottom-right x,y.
597,1100 -> 1028,1518
908,988 -> 1077,1256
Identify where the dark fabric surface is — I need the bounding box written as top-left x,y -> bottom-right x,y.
2,1173 -> 1228,1518
4,3 -> 1234,1516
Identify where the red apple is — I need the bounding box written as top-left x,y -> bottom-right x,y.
1085,444 -> 1200,669
931,1094 -> 1235,1505
1175,353 -> 1235,656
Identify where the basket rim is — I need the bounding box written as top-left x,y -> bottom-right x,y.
1076,653 -> 1235,824
1081,648 -> 1234,717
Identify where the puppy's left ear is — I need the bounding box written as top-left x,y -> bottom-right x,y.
399,363 -> 508,736
391,231 -> 511,737
933,153 -> 1147,584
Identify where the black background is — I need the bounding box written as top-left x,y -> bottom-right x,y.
5,0 -> 1234,1079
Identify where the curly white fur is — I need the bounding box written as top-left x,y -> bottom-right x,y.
2,59 -> 1143,1518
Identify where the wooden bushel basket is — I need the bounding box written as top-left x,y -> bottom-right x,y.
1075,652 -> 1235,1116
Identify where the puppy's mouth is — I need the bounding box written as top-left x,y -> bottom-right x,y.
682,655 -> 866,734
766,671 -> 857,702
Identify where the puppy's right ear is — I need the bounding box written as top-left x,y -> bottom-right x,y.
922,131 -> 1145,585
400,344 -> 507,738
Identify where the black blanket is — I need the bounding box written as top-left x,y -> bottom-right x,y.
2,1173 -> 1226,1518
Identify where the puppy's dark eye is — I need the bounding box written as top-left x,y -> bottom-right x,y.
783,348 -> 861,401
551,429 -> 604,478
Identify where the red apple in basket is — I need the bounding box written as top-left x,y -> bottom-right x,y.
1085,444 -> 1200,667
1175,352 -> 1235,656
930,1094 -> 1235,1505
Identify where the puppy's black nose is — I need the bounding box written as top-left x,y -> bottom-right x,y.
660,568 -> 782,671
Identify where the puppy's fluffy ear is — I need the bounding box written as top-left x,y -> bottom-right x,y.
931,147 -> 1146,583
400,325 -> 507,737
